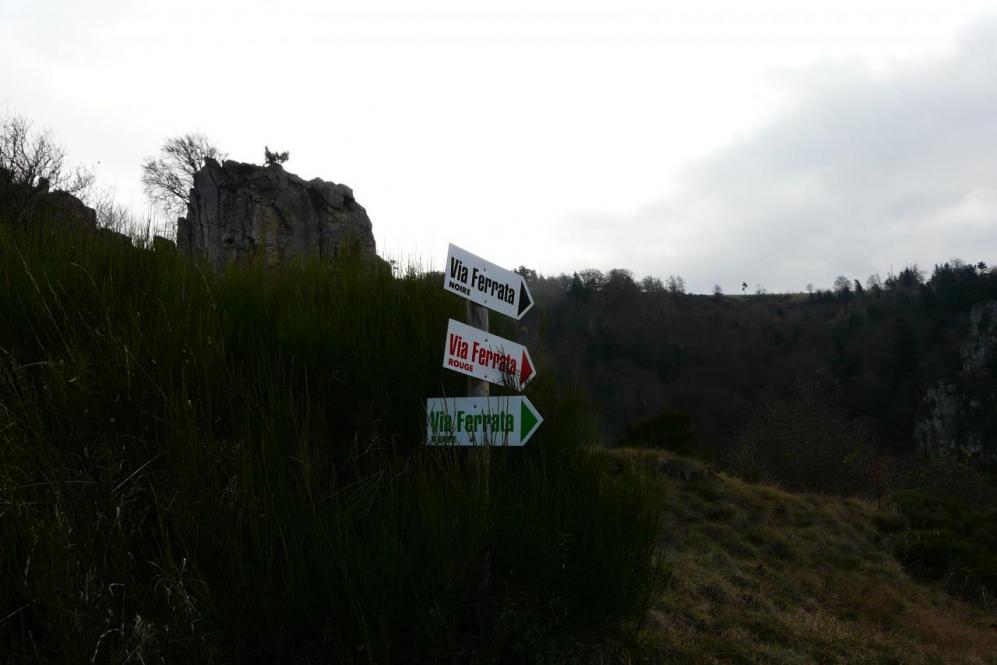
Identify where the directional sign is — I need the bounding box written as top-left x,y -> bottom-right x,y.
442,319 -> 536,390
443,244 -> 534,320
426,396 -> 543,446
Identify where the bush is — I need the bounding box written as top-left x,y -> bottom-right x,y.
0,219 -> 662,662
618,408 -> 694,452
890,490 -> 997,604
724,382 -> 885,496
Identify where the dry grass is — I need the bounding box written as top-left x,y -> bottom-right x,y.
614,449 -> 997,664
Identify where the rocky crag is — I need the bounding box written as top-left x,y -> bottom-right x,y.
1,168 -> 95,227
177,159 -> 377,269
917,300 -> 997,467
0,167 -> 129,246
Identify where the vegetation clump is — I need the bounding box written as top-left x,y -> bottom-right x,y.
0,218 -> 662,663
890,490 -> 997,603
617,448 -> 997,664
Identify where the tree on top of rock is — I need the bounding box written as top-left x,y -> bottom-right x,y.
142,133 -> 225,219
264,146 -> 289,168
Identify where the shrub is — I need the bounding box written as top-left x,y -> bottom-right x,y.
0,219 -> 662,662
724,382 -> 884,496
618,408 -> 694,452
890,490 -> 997,604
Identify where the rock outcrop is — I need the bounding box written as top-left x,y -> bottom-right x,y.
0,167 -> 129,246
0,168 -> 98,227
962,300 -> 997,374
916,300 -> 997,468
177,159 -> 377,269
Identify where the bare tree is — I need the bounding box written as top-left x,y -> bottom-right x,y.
833,275 -> 852,293
0,113 -> 94,194
578,269 -> 606,291
88,183 -> 137,233
865,273 -> 883,291
0,113 -> 95,223
141,133 -> 225,218
0,112 -> 144,234
665,274 -> 686,294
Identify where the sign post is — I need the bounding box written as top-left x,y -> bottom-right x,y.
431,243 -> 543,615
430,244 -> 542,446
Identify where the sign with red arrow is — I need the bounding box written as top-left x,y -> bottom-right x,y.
443,244 -> 534,320
442,319 -> 536,390
426,396 -> 543,446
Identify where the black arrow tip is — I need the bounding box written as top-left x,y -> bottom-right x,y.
518,281 -> 533,317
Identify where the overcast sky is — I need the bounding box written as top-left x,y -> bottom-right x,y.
2,0 -> 996,292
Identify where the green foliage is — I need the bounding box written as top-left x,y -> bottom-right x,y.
0,219 -> 661,662
725,383 -> 885,496
619,408 -> 693,452
890,491 -> 997,603
524,253 -> 997,465
263,146 -> 289,167
927,260 -> 997,313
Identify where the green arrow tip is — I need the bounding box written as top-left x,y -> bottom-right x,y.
520,400 -> 539,441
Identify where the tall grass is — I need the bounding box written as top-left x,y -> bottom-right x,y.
0,220 -> 661,663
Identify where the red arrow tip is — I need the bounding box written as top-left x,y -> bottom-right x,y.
520,351 -> 534,386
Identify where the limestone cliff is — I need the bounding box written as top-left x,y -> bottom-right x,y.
177,159 -> 376,268
916,300 -> 997,468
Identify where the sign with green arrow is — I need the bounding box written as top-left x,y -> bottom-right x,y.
426,396 -> 543,446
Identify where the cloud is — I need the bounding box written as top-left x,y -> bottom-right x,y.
557,17 -> 997,293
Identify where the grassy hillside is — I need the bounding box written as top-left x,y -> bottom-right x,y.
0,221 -> 661,663
618,449 -> 997,664
3,218 -> 995,664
